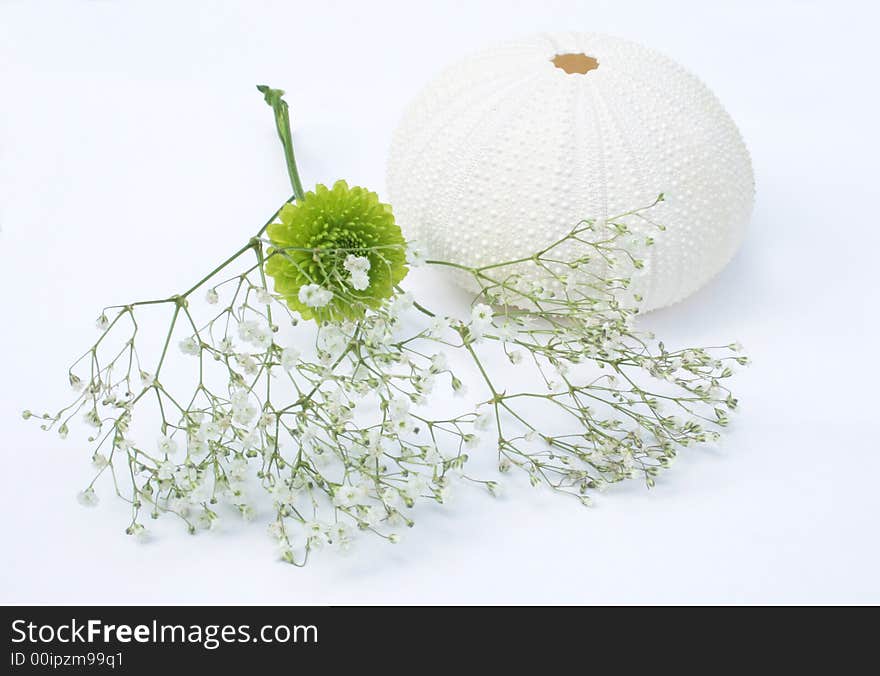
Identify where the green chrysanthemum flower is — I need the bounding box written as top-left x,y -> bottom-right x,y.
265,180 -> 409,322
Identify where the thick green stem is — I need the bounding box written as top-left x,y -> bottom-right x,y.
257,85 -> 305,201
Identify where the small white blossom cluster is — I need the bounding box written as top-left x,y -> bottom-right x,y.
298,284 -> 333,308
343,254 -> 371,291
405,241 -> 427,267
290,254 -> 374,311
28,195 -> 744,565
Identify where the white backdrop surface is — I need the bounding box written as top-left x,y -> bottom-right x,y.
1,0 -> 878,604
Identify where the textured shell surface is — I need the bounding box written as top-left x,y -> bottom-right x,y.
386,32 -> 754,311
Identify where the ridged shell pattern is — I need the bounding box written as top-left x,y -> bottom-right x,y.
386,33 -> 754,311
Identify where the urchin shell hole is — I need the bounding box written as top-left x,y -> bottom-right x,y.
552,53 -> 599,74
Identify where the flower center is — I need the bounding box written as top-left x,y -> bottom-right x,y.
332,232 -> 364,252
306,225 -> 370,279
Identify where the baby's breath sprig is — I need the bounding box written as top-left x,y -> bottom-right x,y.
416,204 -> 747,501
25,85 -> 745,564
26,232 -> 480,564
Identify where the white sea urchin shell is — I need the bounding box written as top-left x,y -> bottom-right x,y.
386,33 -> 754,311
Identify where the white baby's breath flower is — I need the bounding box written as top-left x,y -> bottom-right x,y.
495,322 -> 517,342
243,427 -> 262,451
205,288 -> 219,304
197,420 -> 221,442
235,353 -> 259,375
231,390 -> 258,426
115,436 -> 134,452
254,287 -> 273,305
298,284 -> 333,308
191,478 -> 213,503
305,520 -> 326,539
77,488 -> 99,507
333,484 -> 363,508
331,522 -> 354,550
364,428 -> 385,459
379,486 -> 399,506
414,371 -> 435,394
364,321 -> 391,346
405,475 -> 426,498
95,314 -> 110,331
218,337 -> 234,355
391,292 -> 414,315
83,409 -> 101,428
469,322 -> 487,342
299,425 -> 319,449
128,523 -> 150,543
471,303 -> 493,325
318,325 -> 347,355
69,373 -> 85,392
167,496 -> 191,516
343,254 -> 371,275
188,435 -> 208,455
157,434 -> 178,456
179,336 -> 200,356
451,376 -> 466,397
349,270 -> 370,291
197,509 -> 219,531
277,543 -> 295,563
238,320 -> 271,349
228,456 -> 248,481
406,242 -> 427,267
429,353 -> 448,372
157,460 -> 176,481
269,482 -> 293,507
364,504 -> 386,526
280,346 -> 300,371
388,396 -> 410,422
474,407 -> 493,431
429,315 -> 450,337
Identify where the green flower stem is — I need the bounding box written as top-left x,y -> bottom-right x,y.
154,304 -> 180,379
103,198 -> 293,316
257,85 -> 305,201
181,200 -> 293,298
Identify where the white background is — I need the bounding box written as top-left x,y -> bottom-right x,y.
2,0 -> 878,604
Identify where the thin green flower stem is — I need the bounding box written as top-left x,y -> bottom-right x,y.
154,304 -> 180,377
180,242 -> 257,299
257,85 -> 305,201
256,196 -> 296,237
463,341 -> 499,399
103,198 -> 293,313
